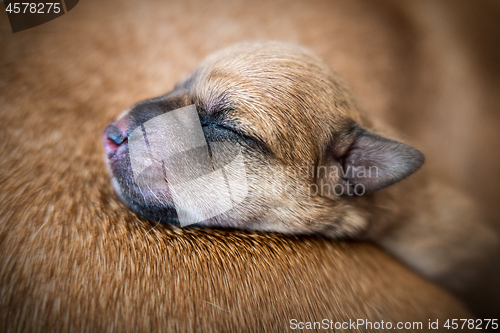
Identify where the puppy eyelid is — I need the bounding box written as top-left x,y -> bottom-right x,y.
202,122 -> 265,148
203,123 -> 244,138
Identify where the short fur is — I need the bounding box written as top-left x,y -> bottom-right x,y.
103,41 -> 497,294
2,0 -> 500,330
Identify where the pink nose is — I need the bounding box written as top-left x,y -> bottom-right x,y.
103,121 -> 128,156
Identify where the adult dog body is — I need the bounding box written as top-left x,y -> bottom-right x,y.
2,0 -> 500,330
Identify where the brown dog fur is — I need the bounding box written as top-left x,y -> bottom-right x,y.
104,41 -> 497,295
1,0 -> 500,330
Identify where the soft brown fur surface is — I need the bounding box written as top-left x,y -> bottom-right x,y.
1,0 -> 499,331
104,41 -> 495,296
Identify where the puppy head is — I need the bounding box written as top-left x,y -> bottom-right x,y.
103,41 -> 424,238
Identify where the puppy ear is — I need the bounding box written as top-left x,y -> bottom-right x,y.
336,128 -> 425,192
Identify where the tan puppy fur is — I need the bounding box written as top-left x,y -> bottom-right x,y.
104,41 -> 497,295
2,0 -> 500,330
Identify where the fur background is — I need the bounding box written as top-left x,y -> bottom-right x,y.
1,0 -> 499,330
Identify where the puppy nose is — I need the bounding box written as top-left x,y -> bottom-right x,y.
103,123 -> 128,157
106,125 -> 126,145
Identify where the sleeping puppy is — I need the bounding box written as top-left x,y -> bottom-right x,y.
103,41 -> 497,294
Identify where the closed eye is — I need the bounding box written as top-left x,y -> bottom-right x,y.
201,122 -> 265,149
